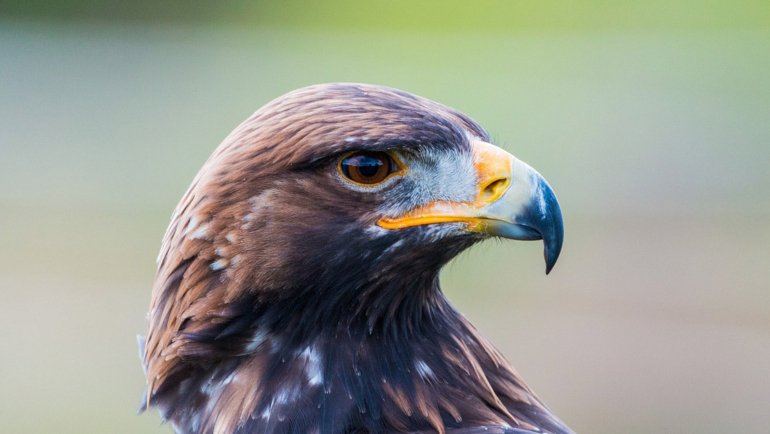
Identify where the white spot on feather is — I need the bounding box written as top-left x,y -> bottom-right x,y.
190,414 -> 201,432
221,371 -> 237,386
415,359 -> 434,380
260,407 -> 271,420
243,189 -> 277,228
300,345 -> 324,386
365,225 -> 387,238
250,189 -> 275,214
261,383 -> 302,420
191,223 -> 210,240
210,259 -> 228,271
245,329 -> 268,352
389,238 -> 405,249
183,215 -> 200,235
377,239 -> 404,260
200,380 -> 211,395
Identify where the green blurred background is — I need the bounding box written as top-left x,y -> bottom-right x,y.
1,1 -> 769,433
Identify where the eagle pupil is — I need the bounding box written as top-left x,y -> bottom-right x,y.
340,151 -> 394,185
357,158 -> 381,177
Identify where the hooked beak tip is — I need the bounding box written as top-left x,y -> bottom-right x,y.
494,176 -> 564,275
539,179 -> 564,275
545,248 -> 559,275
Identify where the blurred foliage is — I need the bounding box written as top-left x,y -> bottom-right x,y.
2,0 -> 770,31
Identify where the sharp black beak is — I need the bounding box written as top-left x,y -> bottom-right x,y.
517,178 -> 564,274
483,175 -> 564,274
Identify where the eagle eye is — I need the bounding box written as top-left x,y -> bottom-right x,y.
338,151 -> 399,185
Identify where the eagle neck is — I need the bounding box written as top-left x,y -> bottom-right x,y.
247,275 -> 562,433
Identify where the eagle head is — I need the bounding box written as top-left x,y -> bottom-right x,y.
142,83 -> 569,434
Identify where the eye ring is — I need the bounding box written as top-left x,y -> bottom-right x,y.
337,151 -> 402,186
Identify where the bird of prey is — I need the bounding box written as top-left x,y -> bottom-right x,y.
140,83 -> 570,434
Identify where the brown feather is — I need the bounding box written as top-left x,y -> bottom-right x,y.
141,83 -> 572,434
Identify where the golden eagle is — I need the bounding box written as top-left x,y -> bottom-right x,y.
140,83 -> 570,434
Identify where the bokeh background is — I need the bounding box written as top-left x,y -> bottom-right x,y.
1,1 -> 769,433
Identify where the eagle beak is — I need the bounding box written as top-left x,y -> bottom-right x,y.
378,140 -> 564,274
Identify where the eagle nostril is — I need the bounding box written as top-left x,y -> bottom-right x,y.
481,177 -> 510,202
